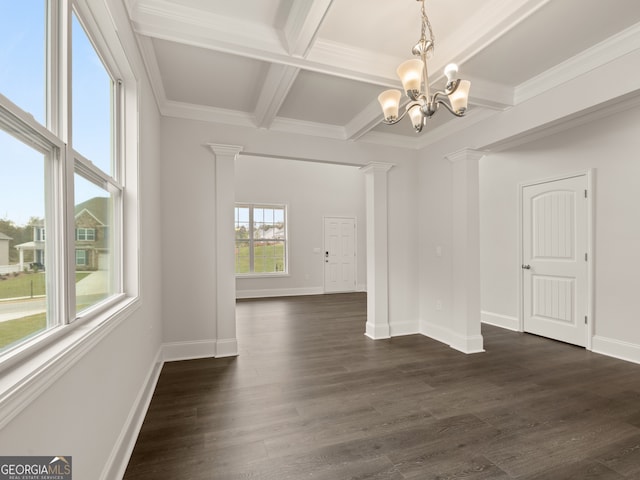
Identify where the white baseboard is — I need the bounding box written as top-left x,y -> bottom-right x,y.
215,338 -> 238,358
162,339 -> 216,362
236,286 -> 324,299
592,335 -> 640,365
101,348 -> 163,480
365,322 -> 390,340
421,321 -> 452,347
450,333 -> 485,354
481,311 -> 520,331
421,322 -> 484,354
389,321 -> 419,337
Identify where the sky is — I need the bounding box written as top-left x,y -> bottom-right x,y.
0,1 -> 112,226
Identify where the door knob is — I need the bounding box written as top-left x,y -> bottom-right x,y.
521,264 -> 531,269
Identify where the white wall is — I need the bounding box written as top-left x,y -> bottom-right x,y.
235,155 -> 366,297
161,117 -> 421,352
0,1 -> 164,478
480,105 -> 640,359
416,44 -> 640,356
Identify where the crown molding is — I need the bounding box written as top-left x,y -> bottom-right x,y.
307,39 -> 400,86
161,100 -> 255,127
482,90 -> 640,153
130,0 -> 284,57
136,36 -> 167,109
515,23 -> 640,104
434,0 -> 552,76
269,117 -> 346,140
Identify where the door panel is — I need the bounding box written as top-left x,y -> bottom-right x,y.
522,175 -> 588,346
324,217 -> 356,293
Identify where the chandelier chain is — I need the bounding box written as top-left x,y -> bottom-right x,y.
420,0 -> 435,50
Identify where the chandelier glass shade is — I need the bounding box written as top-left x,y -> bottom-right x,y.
378,0 -> 471,133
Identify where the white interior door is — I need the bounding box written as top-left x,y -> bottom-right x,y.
522,175 -> 589,347
324,217 -> 356,293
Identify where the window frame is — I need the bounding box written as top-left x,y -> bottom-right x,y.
76,227 -> 96,241
0,0 -> 139,376
75,249 -> 87,266
235,203 -> 288,277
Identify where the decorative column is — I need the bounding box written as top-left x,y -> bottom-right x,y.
208,143 -> 243,357
361,162 -> 394,339
446,149 -> 485,353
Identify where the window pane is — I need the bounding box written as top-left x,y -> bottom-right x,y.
254,240 -> 285,273
235,240 -> 249,274
0,128 -> 49,353
0,0 -> 46,125
74,174 -> 114,313
72,12 -> 113,174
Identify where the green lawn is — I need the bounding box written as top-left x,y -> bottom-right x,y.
0,312 -> 46,351
0,272 -> 91,299
0,271 -> 93,351
235,243 -> 285,274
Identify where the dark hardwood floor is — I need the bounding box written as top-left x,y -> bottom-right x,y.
124,293 -> 640,479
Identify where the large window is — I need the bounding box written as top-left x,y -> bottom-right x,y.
235,204 -> 287,275
0,1 -> 131,360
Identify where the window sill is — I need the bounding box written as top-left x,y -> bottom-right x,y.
236,273 -> 291,279
0,295 -> 140,429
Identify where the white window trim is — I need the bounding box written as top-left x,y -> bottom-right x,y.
0,0 -> 140,428
235,203 -> 288,277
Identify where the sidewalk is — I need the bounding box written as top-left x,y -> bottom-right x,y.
0,271 -> 108,322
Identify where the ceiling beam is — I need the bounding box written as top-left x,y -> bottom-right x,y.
283,0 -> 334,57
253,64 -> 300,129
130,0 -> 551,141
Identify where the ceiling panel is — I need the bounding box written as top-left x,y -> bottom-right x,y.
462,0 -> 640,85
153,38 -> 268,112
278,70 -> 384,126
318,0 -> 485,59
130,0 -> 640,144
169,0 -> 284,27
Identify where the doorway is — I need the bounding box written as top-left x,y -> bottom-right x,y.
520,173 -> 592,347
323,216 -> 357,293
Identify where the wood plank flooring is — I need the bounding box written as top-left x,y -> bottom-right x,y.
124,293 -> 640,479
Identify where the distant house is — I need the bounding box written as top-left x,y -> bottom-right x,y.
0,232 -> 11,266
74,197 -> 110,270
14,197 -> 110,271
13,222 -> 45,270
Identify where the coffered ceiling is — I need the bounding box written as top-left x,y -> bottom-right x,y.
124,0 -> 640,148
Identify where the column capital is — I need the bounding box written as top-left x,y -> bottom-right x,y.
445,148 -> 485,163
206,143 -> 243,159
360,162 -> 395,175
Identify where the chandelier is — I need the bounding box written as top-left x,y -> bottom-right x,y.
377,0 -> 471,133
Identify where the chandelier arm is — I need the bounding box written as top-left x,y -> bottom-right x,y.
431,79 -> 462,104
381,109 -> 410,125
434,99 -> 467,117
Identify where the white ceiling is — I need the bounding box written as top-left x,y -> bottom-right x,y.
125,0 -> 640,147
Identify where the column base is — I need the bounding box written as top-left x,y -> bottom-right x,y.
365,322 -> 390,340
